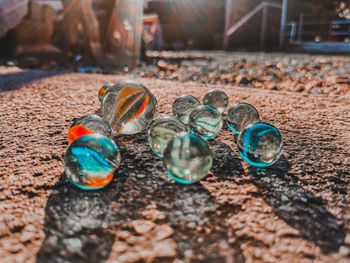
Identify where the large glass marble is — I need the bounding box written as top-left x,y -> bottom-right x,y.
102,80 -> 158,135
172,95 -> 200,125
226,103 -> 260,134
237,122 -> 283,167
98,83 -> 114,103
148,116 -> 188,157
188,105 -> 223,139
163,132 -> 212,184
67,115 -> 114,144
202,90 -> 228,114
64,134 -> 121,190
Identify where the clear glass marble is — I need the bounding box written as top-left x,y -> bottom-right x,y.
172,95 -> 200,125
188,105 -> 223,139
98,83 -> 114,103
226,103 -> 260,134
67,115 -> 114,144
202,90 -> 228,114
64,134 -> 121,190
163,132 -> 212,184
237,122 -> 283,167
148,116 -> 188,157
102,80 -> 158,135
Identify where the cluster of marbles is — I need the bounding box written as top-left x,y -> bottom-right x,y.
64,81 -> 284,190
226,102 -> 283,167
65,80 -> 159,190
148,90 -> 227,184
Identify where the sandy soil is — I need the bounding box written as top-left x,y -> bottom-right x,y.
0,52 -> 349,263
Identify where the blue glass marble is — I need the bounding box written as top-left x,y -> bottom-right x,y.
226,103 -> 260,134
163,132 -> 212,184
148,116 -> 188,157
64,134 -> 121,190
188,105 -> 223,139
237,122 -> 283,167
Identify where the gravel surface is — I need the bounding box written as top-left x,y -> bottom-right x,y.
132,51 -> 350,96
0,52 -> 349,263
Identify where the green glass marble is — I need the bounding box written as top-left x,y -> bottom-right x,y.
188,105 -> 223,139
202,90 -> 228,114
237,122 -> 283,167
163,132 -> 212,184
172,94 -> 200,125
102,80 -> 158,135
64,134 -> 121,190
148,116 -> 188,157
226,103 -> 260,134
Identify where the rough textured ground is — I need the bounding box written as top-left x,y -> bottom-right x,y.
0,52 -> 350,263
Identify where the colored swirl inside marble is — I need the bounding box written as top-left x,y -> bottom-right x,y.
188,105 -> 223,139
68,125 -> 94,144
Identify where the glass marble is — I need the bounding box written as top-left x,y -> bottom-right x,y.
226,103 -> 260,134
102,80 -> 158,135
148,116 -> 188,157
64,134 -> 121,190
172,95 -> 200,125
98,83 -> 114,103
237,122 -> 283,167
67,115 -> 114,144
163,132 -> 212,184
202,90 -> 228,114
188,105 -> 223,139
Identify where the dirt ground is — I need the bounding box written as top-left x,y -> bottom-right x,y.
0,52 -> 350,263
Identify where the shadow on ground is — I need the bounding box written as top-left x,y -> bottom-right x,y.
248,155 -> 345,254
37,132 -> 245,263
0,70 -> 65,92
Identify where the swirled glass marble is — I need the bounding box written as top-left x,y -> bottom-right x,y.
237,122 -> 283,167
226,103 -> 260,134
67,115 -> 114,144
172,95 -> 200,125
188,105 -> 223,139
163,132 -> 212,184
64,134 -> 121,190
102,80 -> 158,135
148,116 -> 188,157
98,83 -> 114,103
202,90 -> 228,114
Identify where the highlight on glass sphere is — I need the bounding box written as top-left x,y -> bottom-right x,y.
237,122 -> 283,167
188,105 -> 223,139
226,102 -> 260,134
172,94 -> 201,125
98,83 -> 114,103
64,134 -> 121,190
202,89 -> 228,114
163,132 -> 213,184
148,116 -> 188,157
67,115 -> 114,144
102,80 -> 158,135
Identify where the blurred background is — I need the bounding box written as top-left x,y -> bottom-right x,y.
0,0 -> 349,70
